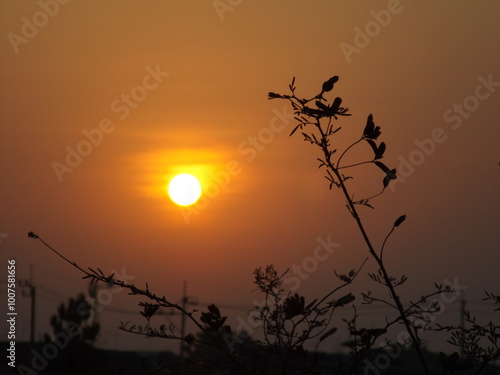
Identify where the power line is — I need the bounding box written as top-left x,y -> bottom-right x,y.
100,306 -> 139,315
37,291 -> 65,303
37,284 -> 71,300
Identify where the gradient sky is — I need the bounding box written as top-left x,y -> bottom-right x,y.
1,1 -> 499,353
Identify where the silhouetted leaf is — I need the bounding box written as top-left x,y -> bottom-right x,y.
375,161 -> 397,179
290,124 -> 302,136
27,231 -> 39,239
302,106 -> 323,117
375,142 -> 386,159
315,100 -> 329,110
140,303 -> 159,319
394,215 -> 406,227
284,293 -> 305,319
331,97 -> 342,111
363,114 -> 374,137
334,293 -> 355,307
322,76 -> 339,92
319,327 -> 337,342
201,305 -> 228,330
363,114 -> 381,139
208,304 -> 221,317
200,313 -> 210,324
338,108 -> 351,116
383,169 -> 397,187
268,92 -> 282,99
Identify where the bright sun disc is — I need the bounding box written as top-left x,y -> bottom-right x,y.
168,173 -> 202,206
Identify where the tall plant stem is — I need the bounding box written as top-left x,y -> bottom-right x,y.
316,125 -> 431,375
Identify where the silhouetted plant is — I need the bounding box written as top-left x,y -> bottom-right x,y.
268,75 -> 437,373
243,264 -> 361,373
435,292 -> 500,374
27,75 -> 499,374
268,76 -> 499,374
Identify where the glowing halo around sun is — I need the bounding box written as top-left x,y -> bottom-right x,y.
167,173 -> 202,206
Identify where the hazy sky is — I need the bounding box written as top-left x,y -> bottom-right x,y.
1,1 -> 499,352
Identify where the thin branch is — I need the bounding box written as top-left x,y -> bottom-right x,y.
338,160 -> 373,170
28,232 -> 208,334
380,226 -> 395,261
336,138 -> 363,169
276,80 -> 432,374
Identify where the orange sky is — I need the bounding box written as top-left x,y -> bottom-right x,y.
1,1 -> 499,352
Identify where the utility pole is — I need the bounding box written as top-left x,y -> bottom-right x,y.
176,281 -> 199,359
460,292 -> 466,356
20,264 -> 36,343
180,280 -> 187,359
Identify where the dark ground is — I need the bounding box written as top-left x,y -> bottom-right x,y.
2,341 -> 500,374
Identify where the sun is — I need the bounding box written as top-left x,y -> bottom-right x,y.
167,173 -> 202,206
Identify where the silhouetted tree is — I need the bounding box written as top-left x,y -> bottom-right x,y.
44,292 -> 100,345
